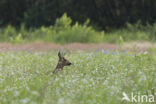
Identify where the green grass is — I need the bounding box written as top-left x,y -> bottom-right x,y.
0,51 -> 155,104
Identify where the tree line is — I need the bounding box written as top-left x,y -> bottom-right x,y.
0,0 -> 156,29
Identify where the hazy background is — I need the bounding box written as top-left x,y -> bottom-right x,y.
0,0 -> 156,43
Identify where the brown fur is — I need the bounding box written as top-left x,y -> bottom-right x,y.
53,51 -> 71,74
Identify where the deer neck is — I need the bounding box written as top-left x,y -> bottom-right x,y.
55,63 -> 64,70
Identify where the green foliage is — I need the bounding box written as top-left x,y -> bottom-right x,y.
147,46 -> 155,56
107,22 -> 156,42
0,14 -> 156,43
10,33 -> 23,44
0,25 -> 17,41
118,36 -> 124,49
50,14 -> 104,43
0,51 -> 155,103
54,13 -> 72,31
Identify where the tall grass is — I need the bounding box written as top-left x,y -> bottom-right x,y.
0,51 -> 155,104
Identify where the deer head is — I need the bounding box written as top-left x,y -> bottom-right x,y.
53,51 -> 71,73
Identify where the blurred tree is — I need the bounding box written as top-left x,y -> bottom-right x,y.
0,0 -> 156,29
0,0 -> 26,26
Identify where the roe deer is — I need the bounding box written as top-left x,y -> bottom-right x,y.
53,51 -> 72,74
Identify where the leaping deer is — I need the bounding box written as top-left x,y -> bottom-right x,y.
53,51 -> 72,74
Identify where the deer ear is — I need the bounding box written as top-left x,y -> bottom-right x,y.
58,51 -> 63,58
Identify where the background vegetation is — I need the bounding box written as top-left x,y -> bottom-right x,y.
0,14 -> 156,44
0,0 -> 156,43
0,0 -> 156,28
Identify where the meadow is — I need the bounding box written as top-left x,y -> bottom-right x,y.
0,51 -> 155,104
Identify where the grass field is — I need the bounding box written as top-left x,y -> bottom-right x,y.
0,51 -> 155,104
